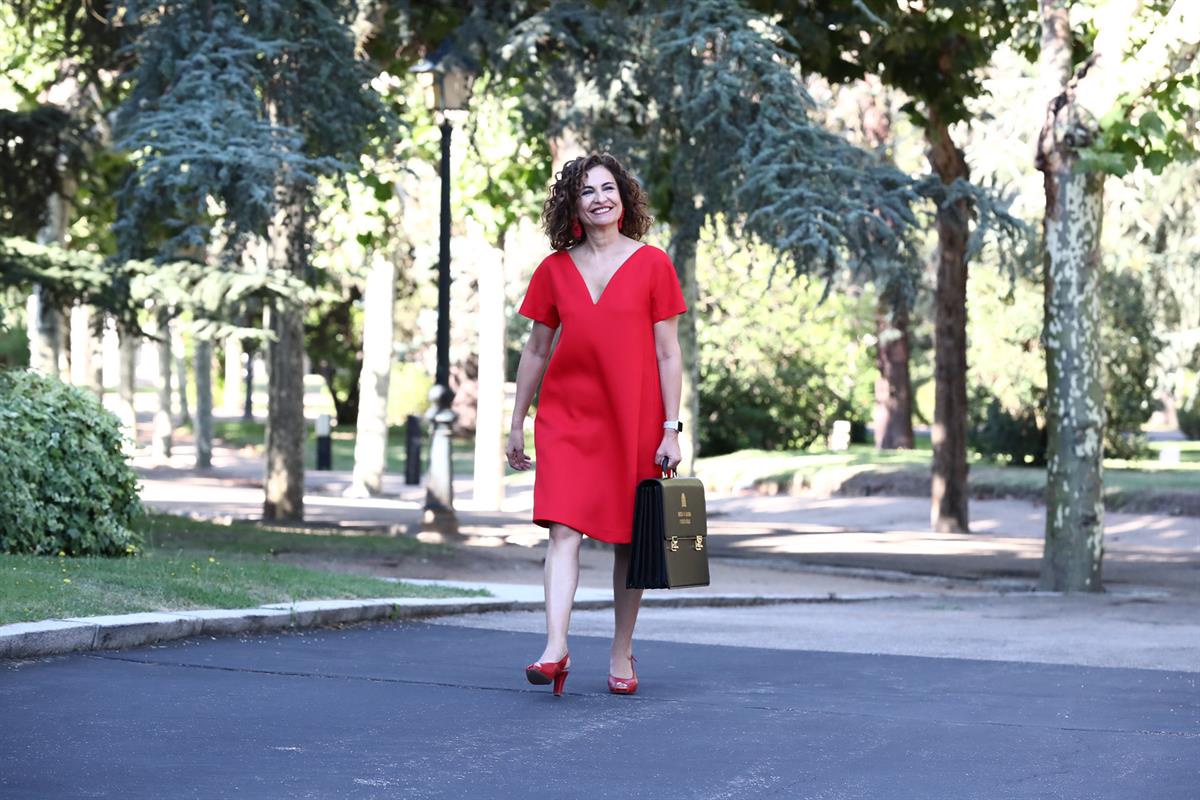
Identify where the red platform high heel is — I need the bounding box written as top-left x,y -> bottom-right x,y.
608,655 -> 638,695
526,653 -> 570,696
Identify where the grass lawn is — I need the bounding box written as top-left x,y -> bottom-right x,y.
0,514 -> 487,627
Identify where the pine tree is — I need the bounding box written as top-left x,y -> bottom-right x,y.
115,0 -> 388,520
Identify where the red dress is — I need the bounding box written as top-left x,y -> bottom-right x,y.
518,245 -> 687,543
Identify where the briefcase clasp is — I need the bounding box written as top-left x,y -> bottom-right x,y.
695,534 -> 704,551
669,536 -> 679,552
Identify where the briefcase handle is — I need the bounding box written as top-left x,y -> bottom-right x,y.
660,456 -> 677,479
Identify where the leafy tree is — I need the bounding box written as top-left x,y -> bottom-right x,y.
486,0 -> 924,473
1036,0 -> 1200,591
760,0 -> 1034,532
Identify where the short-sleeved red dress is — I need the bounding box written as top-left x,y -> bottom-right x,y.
517,244 -> 687,543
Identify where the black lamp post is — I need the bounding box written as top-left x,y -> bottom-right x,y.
411,41 -> 476,535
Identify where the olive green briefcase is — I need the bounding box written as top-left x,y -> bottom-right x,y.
626,462 -> 710,590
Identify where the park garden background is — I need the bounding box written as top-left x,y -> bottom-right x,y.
1,0 -> 1199,620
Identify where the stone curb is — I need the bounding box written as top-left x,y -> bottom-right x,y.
0,588 -> 993,662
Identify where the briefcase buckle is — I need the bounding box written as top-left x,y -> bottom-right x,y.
695,534 -> 704,551
669,536 -> 679,552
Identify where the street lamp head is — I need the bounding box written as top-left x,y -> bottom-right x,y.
410,39 -> 478,114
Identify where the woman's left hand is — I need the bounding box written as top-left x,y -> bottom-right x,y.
655,433 -> 683,473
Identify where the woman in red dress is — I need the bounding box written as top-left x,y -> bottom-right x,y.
507,153 -> 686,697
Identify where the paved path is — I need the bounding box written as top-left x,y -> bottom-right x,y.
136,449 -> 1200,593
3,621 -> 1196,799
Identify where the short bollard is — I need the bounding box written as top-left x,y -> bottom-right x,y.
405,414 -> 422,485
315,414 -> 333,471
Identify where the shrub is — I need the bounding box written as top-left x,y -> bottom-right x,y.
700,356 -> 846,455
0,370 -> 143,556
969,386 -> 1047,465
695,231 -> 877,457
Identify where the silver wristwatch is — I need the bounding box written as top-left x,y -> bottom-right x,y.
662,419 -> 683,432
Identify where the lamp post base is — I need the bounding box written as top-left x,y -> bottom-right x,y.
419,384 -> 458,541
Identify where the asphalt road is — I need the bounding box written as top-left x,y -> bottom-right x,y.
4,621 -> 1197,799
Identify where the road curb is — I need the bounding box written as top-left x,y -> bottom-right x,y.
0,588 -> 985,661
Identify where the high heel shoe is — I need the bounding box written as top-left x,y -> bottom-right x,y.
608,655 -> 638,695
526,653 -> 570,696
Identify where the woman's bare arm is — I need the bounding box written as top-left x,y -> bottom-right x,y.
507,322 -> 557,470
652,316 -> 683,470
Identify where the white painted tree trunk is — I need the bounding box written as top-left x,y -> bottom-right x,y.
173,324 -> 191,427
26,289 -> 64,378
116,325 -> 139,446
472,244 -> 507,511
194,338 -> 214,469
26,192 -> 70,378
348,252 -> 397,497
69,305 -> 100,393
152,311 -> 174,462
224,335 -> 244,414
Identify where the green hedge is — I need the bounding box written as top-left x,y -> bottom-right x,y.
0,370 -> 143,556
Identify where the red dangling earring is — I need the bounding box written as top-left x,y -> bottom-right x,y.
572,218 -> 583,239
618,211 -> 625,231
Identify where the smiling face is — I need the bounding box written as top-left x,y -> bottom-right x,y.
575,165 -> 623,231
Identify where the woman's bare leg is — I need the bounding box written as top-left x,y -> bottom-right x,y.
539,523 -> 582,663
610,543 -> 643,678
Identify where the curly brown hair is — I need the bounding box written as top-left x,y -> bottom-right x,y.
542,153 -> 652,251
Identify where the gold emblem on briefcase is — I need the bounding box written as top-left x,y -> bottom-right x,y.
677,492 -> 692,525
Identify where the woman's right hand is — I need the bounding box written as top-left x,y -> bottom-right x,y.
506,427 -> 532,471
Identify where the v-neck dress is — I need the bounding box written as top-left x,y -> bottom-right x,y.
517,244 -> 687,543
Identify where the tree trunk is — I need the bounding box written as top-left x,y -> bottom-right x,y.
263,184 -> 307,521
926,115 -> 971,533
116,323 -> 139,446
26,288 -> 63,378
1038,145 -> 1107,593
348,251 -> 397,497
857,79 -> 914,450
27,191 -> 70,378
873,293 -> 915,449
173,324 -> 191,427
668,210 -> 703,476
472,238 -> 508,511
243,344 -> 256,420
69,305 -> 100,393
152,310 -> 174,462
1036,0 -> 1106,592
195,338 -> 214,469
224,335 -> 244,415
